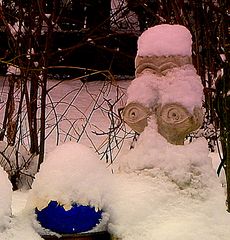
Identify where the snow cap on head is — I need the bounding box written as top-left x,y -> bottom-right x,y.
137,24 -> 192,57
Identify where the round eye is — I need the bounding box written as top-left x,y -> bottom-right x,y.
123,103 -> 149,124
123,102 -> 150,133
158,103 -> 190,125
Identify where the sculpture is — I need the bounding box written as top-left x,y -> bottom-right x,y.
123,24 -> 203,145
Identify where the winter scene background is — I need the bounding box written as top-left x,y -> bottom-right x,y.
0,1 -> 229,240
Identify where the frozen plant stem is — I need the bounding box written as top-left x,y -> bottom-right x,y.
37,2 -> 53,172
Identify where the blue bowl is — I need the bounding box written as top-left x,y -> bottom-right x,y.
36,201 -> 103,234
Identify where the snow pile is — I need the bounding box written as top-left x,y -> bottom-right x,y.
1,127 -> 229,240
0,190 -> 46,240
0,166 -> 12,232
117,120 -> 213,192
127,65 -> 203,112
27,142 -> 111,213
23,114 -> 228,240
0,213 -> 43,240
137,24 -> 192,57
106,122 -> 230,240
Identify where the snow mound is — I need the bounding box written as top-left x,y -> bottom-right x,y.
27,142 -> 111,212
0,213 -> 43,240
137,24 -> 192,57
118,122 -> 213,193
106,123 -> 230,240
127,65 -> 203,112
0,166 -> 12,232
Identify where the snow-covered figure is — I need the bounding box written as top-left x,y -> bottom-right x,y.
108,127 -> 230,240
123,24 -> 203,144
0,166 -> 12,232
107,24 -> 230,240
26,142 -> 110,235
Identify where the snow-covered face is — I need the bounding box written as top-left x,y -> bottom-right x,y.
123,100 -> 203,145
123,24 -> 203,145
124,63 -> 203,145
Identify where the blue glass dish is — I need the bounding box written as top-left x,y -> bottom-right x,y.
36,201 -> 102,234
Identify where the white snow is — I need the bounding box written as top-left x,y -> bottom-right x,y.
23,142 -> 111,235
105,123 -> 230,240
26,142 -> 111,212
20,122 -> 230,240
0,166 -> 12,232
137,24 -> 192,57
127,65 -> 203,112
0,79 -> 229,239
26,48 -> 35,60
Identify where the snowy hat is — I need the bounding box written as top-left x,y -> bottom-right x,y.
137,24 -> 192,57
135,24 -> 193,77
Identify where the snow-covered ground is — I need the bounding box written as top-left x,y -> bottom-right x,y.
0,78 -> 228,240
